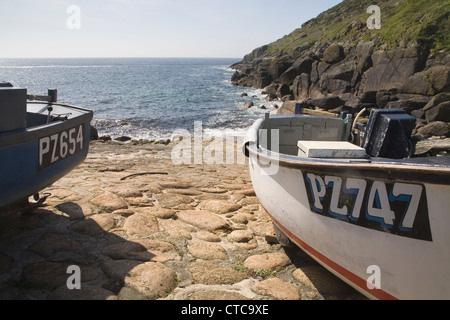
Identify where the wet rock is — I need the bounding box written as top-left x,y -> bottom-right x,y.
115,136 -> 132,142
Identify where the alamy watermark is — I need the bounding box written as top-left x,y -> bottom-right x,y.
367,5 -> 381,30
66,5 -> 81,30
171,122 -> 246,166
367,265 -> 381,290
66,265 -> 81,290
170,121 -> 280,175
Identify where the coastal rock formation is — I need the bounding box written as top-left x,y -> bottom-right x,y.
230,0 -> 450,140
231,42 -> 449,138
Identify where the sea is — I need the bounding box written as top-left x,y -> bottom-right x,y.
0,58 -> 278,141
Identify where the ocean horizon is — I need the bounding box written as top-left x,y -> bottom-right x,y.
0,57 -> 279,141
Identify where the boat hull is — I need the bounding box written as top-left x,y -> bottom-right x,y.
248,152 -> 450,300
0,102 -> 93,211
244,114 -> 450,300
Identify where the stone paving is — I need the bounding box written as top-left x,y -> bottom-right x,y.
0,139 -> 366,300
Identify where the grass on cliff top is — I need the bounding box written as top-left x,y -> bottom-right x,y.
267,0 -> 449,55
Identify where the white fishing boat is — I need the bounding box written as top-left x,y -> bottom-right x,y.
243,108 -> 450,300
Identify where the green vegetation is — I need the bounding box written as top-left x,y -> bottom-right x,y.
267,0 -> 449,55
232,264 -> 276,278
252,268 -> 277,278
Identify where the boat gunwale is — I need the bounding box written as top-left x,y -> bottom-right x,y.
246,143 -> 450,185
243,114 -> 450,185
0,101 -> 93,149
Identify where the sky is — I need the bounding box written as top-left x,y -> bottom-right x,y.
0,0 -> 343,59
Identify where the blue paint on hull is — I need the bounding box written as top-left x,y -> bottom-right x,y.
0,112 -> 92,211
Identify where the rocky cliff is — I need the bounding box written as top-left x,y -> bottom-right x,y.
231,0 -> 450,139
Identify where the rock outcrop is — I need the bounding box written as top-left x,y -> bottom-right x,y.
230,0 -> 450,140
231,41 -> 449,139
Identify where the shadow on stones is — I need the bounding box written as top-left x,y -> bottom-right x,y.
282,246 -> 367,300
0,202 -> 162,300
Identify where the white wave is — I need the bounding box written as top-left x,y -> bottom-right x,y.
0,65 -> 113,69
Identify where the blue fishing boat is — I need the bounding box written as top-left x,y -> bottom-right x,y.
0,85 -> 93,212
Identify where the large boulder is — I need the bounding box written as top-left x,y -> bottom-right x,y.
425,101 -> 450,122
360,47 -> 422,92
401,66 -> 450,95
384,94 -> 431,112
307,96 -> 345,110
417,121 -> 450,138
278,57 -> 314,85
323,44 -> 345,64
292,74 -> 311,101
423,93 -> 450,122
269,56 -> 294,81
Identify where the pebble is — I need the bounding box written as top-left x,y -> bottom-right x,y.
122,213 -> 159,238
187,242 -> 228,260
243,253 -> 291,272
0,141 -> 365,301
197,199 -> 242,214
90,193 -> 128,213
251,278 -> 301,300
177,210 -> 230,232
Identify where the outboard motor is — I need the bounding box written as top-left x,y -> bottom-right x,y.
361,109 -> 416,159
